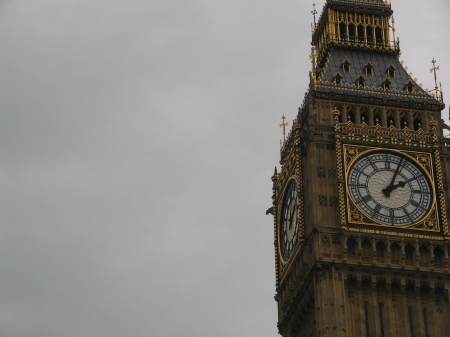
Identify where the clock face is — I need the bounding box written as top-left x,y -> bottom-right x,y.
347,151 -> 433,226
280,180 -> 299,260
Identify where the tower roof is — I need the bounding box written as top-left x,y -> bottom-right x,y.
315,48 -> 441,105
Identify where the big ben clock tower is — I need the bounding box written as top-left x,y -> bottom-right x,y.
270,0 -> 450,336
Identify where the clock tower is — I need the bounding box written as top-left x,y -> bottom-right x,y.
270,0 -> 450,336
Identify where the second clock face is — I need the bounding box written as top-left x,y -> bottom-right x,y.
347,151 -> 433,226
281,180 -> 299,260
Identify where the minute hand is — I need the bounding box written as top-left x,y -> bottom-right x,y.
382,158 -> 404,197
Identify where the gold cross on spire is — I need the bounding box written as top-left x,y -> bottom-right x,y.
430,58 -> 440,94
280,115 -> 289,141
311,3 -> 317,26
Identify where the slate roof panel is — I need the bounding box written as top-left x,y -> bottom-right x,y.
317,48 -> 440,104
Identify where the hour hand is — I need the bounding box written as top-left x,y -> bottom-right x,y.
382,181 -> 406,197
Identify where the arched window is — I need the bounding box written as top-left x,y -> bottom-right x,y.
387,65 -> 396,78
360,106 -> 369,124
342,60 -> 351,73
365,62 -> 374,76
361,239 -> 371,260
333,73 -> 343,85
357,25 -> 364,42
349,24 -> 356,41
373,108 -> 382,126
339,23 -> 346,41
347,105 -> 356,123
405,244 -> 414,264
386,110 -> 395,127
382,79 -> 391,90
413,114 -> 422,130
366,26 -> 374,43
420,245 -> 430,266
405,81 -> 414,93
356,75 -> 365,88
376,242 -> 385,258
400,111 -> 409,129
375,27 -> 383,45
391,242 -> 401,264
434,247 -> 443,265
347,237 -> 356,256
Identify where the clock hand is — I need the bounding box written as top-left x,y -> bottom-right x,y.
382,158 -> 404,197
390,181 -> 406,191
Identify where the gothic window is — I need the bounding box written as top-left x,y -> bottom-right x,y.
347,105 -> 356,123
400,111 -> 409,128
361,239 -> 371,259
420,245 -> 430,265
405,244 -> 414,263
414,116 -> 422,131
387,65 -> 396,78
382,78 -> 391,90
342,59 -> 351,73
357,25 -> 364,42
373,108 -> 382,125
386,110 -> 395,126
339,23 -> 346,40
376,242 -> 385,258
333,73 -> 343,85
366,26 -> 374,43
405,81 -> 414,93
360,106 -> 369,124
347,237 -> 356,255
391,242 -> 401,263
356,75 -> 365,88
348,24 -> 356,41
375,27 -> 383,45
434,247 -> 443,265
365,63 -> 374,76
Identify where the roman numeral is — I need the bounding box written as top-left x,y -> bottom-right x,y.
373,204 -> 381,214
410,200 -> 426,211
367,156 -> 379,172
384,154 -> 391,169
362,195 -> 372,202
413,190 -> 429,194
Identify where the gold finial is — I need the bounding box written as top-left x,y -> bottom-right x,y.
311,3 -> 317,27
403,120 -> 408,128
389,119 -> 393,126
309,47 -> 318,76
332,106 -> 341,118
361,116 -> 365,123
391,16 -> 396,43
430,58 -> 440,96
280,115 -> 289,141
430,116 -> 437,128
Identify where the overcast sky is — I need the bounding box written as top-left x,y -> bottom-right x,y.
0,1 -> 449,336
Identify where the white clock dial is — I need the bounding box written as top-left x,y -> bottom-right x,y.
347,152 -> 432,226
281,180 -> 299,260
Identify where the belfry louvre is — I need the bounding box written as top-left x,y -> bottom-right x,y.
269,0 -> 450,336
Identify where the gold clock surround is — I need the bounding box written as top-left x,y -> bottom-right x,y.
342,144 -> 440,232
277,177 -> 300,265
